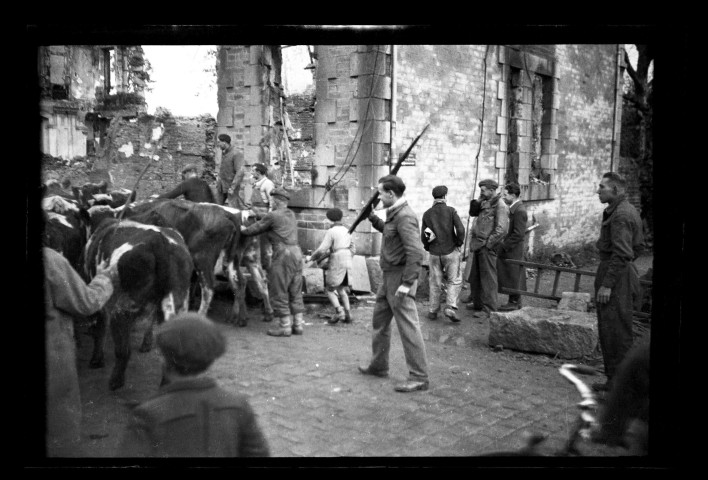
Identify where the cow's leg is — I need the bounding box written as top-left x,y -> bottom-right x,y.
247,263 -> 274,322
89,311 -> 107,369
197,270 -> 215,316
138,318 -> 155,353
109,312 -> 132,391
227,259 -> 249,327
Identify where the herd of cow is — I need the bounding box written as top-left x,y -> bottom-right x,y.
42,180 -> 273,391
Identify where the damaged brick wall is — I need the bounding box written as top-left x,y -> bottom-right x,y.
395,44 -> 624,254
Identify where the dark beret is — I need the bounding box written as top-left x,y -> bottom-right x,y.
326,208 -> 343,222
432,185 -> 448,198
218,134 -> 231,144
181,164 -> 198,174
157,313 -> 226,375
478,178 -> 499,190
270,187 -> 290,200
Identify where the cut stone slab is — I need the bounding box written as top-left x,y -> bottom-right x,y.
348,255 -> 372,293
488,306 -> 598,359
557,292 -> 592,312
303,267 -> 325,294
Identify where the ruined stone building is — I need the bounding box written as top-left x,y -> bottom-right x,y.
37,45 -> 217,196
215,44 -> 628,258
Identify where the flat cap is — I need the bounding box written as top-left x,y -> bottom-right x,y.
157,313 -> 226,375
432,185 -> 448,198
270,187 -> 290,200
478,178 -> 499,190
326,208 -> 343,222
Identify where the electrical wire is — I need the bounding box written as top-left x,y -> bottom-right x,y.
316,47 -> 382,205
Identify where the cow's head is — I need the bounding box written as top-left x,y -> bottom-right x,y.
72,181 -> 109,208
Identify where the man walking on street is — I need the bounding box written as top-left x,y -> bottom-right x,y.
497,183 -> 528,311
421,185 -> 465,322
358,175 -> 430,393
240,187 -> 305,337
464,179 -> 508,317
216,134 -> 247,208
593,172 -> 644,392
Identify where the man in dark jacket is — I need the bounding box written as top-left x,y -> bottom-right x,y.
465,179 -> 509,316
358,175 -> 430,393
216,134 -> 247,208
593,172 -> 644,392
497,183 -> 528,311
421,185 -> 465,322
157,164 -> 216,203
240,187 -> 305,337
117,313 -> 270,457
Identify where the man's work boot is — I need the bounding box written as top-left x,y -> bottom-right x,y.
443,307 -> 460,323
328,307 -> 345,325
292,312 -> 304,335
267,315 -> 292,337
465,302 -> 482,311
342,309 -> 352,324
394,379 -> 429,392
498,302 -> 521,312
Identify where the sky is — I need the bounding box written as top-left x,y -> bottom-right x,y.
141,45 -> 314,118
142,45 -> 218,117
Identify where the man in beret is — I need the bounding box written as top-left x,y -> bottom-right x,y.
359,175 -> 430,393
117,313 -> 270,457
464,178 -> 509,316
421,185 -> 465,322
216,134 -> 247,208
157,164 -> 217,203
240,187 -> 305,337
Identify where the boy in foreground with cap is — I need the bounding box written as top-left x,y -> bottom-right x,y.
117,313 -> 270,457
421,185 -> 465,322
464,178 -> 508,316
157,164 -> 216,203
240,187 -> 306,337
309,208 -> 356,324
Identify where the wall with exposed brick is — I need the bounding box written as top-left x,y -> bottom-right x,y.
213,44 -> 625,257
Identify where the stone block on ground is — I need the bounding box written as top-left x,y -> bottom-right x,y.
303,267 -> 325,294
488,306 -> 598,359
348,255 -> 372,293
557,292 -> 592,312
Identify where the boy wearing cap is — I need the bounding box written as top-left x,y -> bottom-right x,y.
310,208 -> 356,324
421,185 -> 465,322
465,178 -> 509,316
157,164 -> 216,203
240,187 -> 306,337
117,313 -> 270,457
216,134 -> 247,208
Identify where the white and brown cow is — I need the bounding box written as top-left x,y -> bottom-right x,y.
72,181 -> 136,209
84,218 -> 193,390
125,199 -> 273,326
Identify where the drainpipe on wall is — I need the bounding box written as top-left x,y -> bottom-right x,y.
610,44 -> 622,172
389,44 -> 397,171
